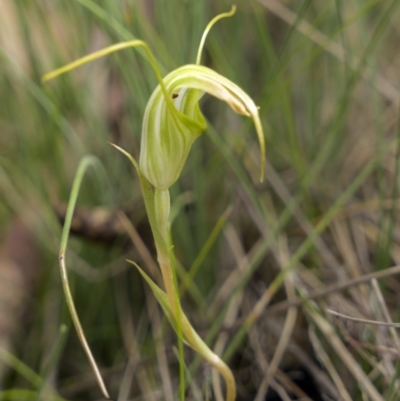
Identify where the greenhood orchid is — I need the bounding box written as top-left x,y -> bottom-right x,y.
139,62 -> 265,190
43,6 -> 265,192
44,6 -> 265,401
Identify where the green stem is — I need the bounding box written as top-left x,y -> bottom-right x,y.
112,144 -> 237,401
147,185 -> 237,401
151,189 -> 185,401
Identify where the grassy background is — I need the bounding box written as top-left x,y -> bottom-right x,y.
1,0 -> 400,400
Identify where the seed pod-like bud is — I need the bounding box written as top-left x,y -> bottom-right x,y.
139,64 -> 265,190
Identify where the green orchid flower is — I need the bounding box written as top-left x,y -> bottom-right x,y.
44,6 -> 266,401
43,6 -> 265,192
140,62 -> 265,190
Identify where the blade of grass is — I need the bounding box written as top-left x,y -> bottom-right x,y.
59,155 -> 111,400
0,389 -> 67,401
306,301 -> 384,401
0,348 -> 42,389
223,158 -> 376,362
35,325 -> 69,401
180,206 -> 233,298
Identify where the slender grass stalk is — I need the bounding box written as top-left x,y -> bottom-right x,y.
180,206 -> 232,298
0,344 -> 68,401
35,325 -> 68,401
0,389 -> 66,401
223,159 -> 376,362
59,155 -> 111,400
170,246 -> 186,401
0,348 -> 42,389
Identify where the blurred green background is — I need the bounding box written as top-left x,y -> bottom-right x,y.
1,1 -> 400,400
